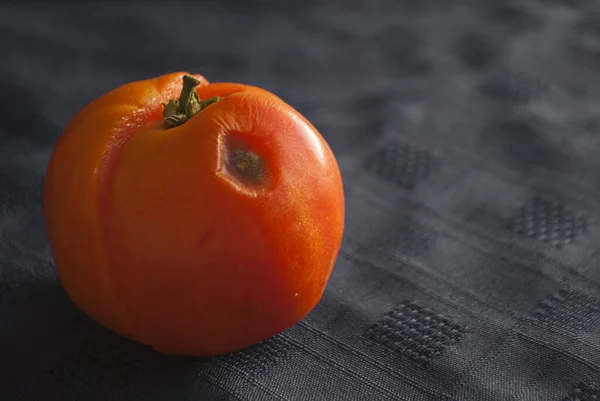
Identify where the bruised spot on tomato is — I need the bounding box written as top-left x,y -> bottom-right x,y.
217,133 -> 272,195
228,149 -> 265,181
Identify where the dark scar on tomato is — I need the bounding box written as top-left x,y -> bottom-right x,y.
229,149 -> 265,181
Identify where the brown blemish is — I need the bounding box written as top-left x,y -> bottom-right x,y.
232,149 -> 261,177
226,148 -> 267,184
216,134 -> 273,194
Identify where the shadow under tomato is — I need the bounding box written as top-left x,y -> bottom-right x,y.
0,274 -> 231,401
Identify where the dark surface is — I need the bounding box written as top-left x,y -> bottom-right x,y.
2,1 -> 600,400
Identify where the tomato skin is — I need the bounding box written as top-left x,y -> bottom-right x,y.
43,72 -> 345,356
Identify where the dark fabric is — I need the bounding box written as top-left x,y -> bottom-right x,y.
1,1 -> 600,400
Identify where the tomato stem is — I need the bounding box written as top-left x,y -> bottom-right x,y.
162,75 -> 220,129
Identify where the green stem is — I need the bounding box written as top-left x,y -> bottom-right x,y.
162,75 -> 221,129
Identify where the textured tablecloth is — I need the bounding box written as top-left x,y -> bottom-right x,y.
2,1 -> 600,400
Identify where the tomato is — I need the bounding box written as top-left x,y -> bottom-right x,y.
43,72 -> 345,356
